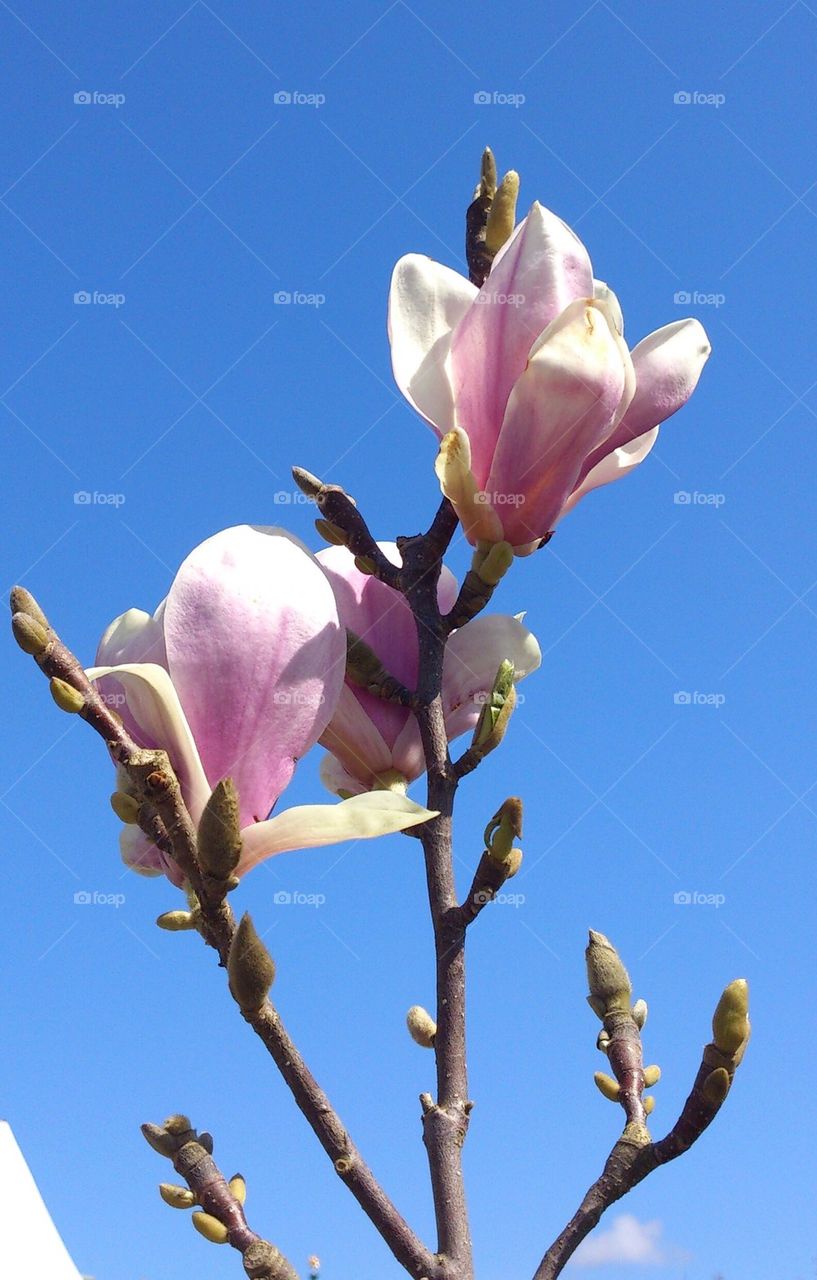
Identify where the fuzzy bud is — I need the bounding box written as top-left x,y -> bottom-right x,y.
49,677 -> 85,714
585,930 -> 632,1017
228,1173 -> 246,1205
197,779 -> 242,881
712,978 -> 750,1056
643,1094 -> 656,1116
479,146 -> 497,198
593,1071 -> 620,1102
229,913 -> 276,1012
406,1005 -> 437,1048
163,1114 -> 193,1136
192,1211 -> 229,1244
159,1183 -> 197,1209
11,612 -> 49,656
632,999 -> 648,1029
291,466 -> 323,498
9,587 -> 48,629
156,910 -> 198,932
703,1066 -> 731,1106
141,1123 -> 177,1157
643,1064 -> 661,1088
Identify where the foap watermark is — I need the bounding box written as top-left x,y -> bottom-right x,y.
473,889 -> 526,907
673,90 -> 725,108
74,490 -> 126,507
74,890 -> 126,907
674,690 -> 726,708
99,690 -> 127,709
474,90 -> 526,108
274,90 -> 325,108
273,890 -> 326,907
74,89 -> 126,108
474,490 -> 526,507
273,290 -> 326,307
674,490 -> 725,507
674,289 -> 725,308
472,689 -> 526,708
272,690 -> 325,708
673,890 -> 726,908
273,489 -> 314,504
74,290 -> 126,307
474,290 -> 525,307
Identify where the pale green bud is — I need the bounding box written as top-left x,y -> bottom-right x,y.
159,1183 -> 197,1209
484,171 -> 520,255
11,612 -> 49,656
110,791 -> 140,824
50,677 -> 84,714
192,1211 -> 229,1244
228,1173 -> 246,1205
141,1123 -> 177,1157
484,796 -> 523,863
712,978 -> 750,1056
475,540 -> 514,587
406,1005 -> 437,1048
585,930 -> 632,1016
156,910 -> 197,932
643,1094 -> 656,1116
593,1071 -> 620,1102
9,587 -> 48,630
702,1066 -> 731,1106
473,660 -> 516,751
229,913 -> 275,1012
643,1064 -> 661,1088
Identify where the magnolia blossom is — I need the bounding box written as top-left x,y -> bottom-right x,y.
87,526 -> 434,884
316,542 -> 541,795
389,202 -> 711,554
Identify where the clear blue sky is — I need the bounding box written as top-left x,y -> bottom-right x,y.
1,3 -> 814,1278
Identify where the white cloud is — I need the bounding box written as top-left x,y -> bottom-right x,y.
570,1214 -> 669,1267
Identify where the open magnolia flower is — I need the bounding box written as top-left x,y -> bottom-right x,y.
316,542 -> 541,795
389,201 -> 711,554
87,526 -> 435,884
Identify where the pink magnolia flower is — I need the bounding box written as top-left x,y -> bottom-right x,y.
316,542 -> 541,795
87,526 -> 435,884
389,202 -> 711,554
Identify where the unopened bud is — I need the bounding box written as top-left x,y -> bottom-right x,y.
473,660 -> 516,751
9,587 -> 48,630
197,779 -> 242,881
198,1132 -> 214,1155
141,1123 -> 177,1157
585,930 -> 632,1017
110,791 -> 140,824
228,1173 -> 246,1204
632,999 -> 648,1029
192,1211 -> 229,1244
484,171 -> 520,256
291,466 -> 323,498
593,1071 -> 620,1102
229,913 -> 276,1012
643,1064 -> 661,1088
479,147 -> 497,198
11,612 -> 49,655
643,1094 -> 656,1116
702,1066 -> 731,1106
712,978 -> 750,1056
50,677 -> 84,714
354,555 -> 377,576
156,910 -> 197,932
475,540 -> 514,587
484,796 -> 523,863
406,1005 -> 437,1048
315,518 -> 348,547
159,1183 -> 197,1209
163,1114 -> 193,1137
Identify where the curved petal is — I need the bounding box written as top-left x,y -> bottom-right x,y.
442,612 -> 542,740
593,279 -> 623,335
388,254 -> 478,436
163,526 -> 345,828
485,298 -> 633,547
86,662 -> 212,823
390,715 -> 425,782
319,683 -> 395,784
96,606 -> 168,668
450,203 -> 594,485
611,318 -> 711,442
119,826 -> 165,877
560,427 -> 660,521
236,793 -> 438,876
319,752 -> 369,798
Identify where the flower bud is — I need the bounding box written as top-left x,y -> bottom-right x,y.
643,1064 -> 661,1088
475,540 -> 514,587
585,930 -> 632,1017
156,910 -> 198,932
9,587 -> 48,630
315,518 -> 348,547
229,913 -> 276,1013
163,1114 -> 193,1136
593,1071 -> 620,1102
702,1066 -> 731,1106
192,1211 -> 229,1244
228,1173 -> 246,1205
11,612 -> 49,656
473,660 -> 516,751
643,1094 -> 655,1116
632,999 -> 648,1029
479,146 -> 497,199
49,678 -> 85,714
291,466 -> 323,498
712,978 -> 750,1056
197,778 -> 242,881
110,791 -> 140,824
485,170 -> 520,256
484,796 -> 523,864
141,1123 -> 177,1157
159,1183 -> 197,1209
406,1005 -> 437,1048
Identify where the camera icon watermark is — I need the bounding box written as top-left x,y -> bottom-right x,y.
673,90 -> 725,108
474,489 -> 526,507
74,889 -> 126,907
74,90 -> 126,108
273,290 -> 326,307
673,690 -> 726,708
673,289 -> 725,308
673,890 -> 726,907
273,890 -> 326,907
273,90 -> 326,108
272,489 -> 313,504
73,490 -> 126,507
673,490 -> 726,507
474,90 -> 526,108
74,290 -> 126,308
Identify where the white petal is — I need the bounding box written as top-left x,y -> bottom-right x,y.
593,279 -> 624,335
319,752 -> 368,797
442,613 -> 541,740
96,606 -> 167,666
558,428 -> 660,521
237,793 -> 437,875
388,254 -> 477,435
86,662 -> 211,823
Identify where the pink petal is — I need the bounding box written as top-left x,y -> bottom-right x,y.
450,203 -> 594,486
388,254 -> 477,437
319,684 -> 394,787
560,428 -> 660,522
601,318 -> 711,450
162,526 -> 345,828
485,298 -> 633,547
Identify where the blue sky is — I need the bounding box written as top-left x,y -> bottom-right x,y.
1,2 -> 814,1278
